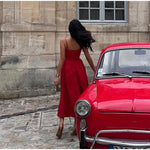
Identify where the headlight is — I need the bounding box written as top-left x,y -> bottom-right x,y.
75,100 -> 91,118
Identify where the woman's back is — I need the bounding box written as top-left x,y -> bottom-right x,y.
65,38 -> 81,60
65,37 -> 81,51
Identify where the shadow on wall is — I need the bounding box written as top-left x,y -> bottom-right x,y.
0,56 -> 20,67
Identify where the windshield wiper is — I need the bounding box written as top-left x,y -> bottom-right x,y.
102,72 -> 132,79
132,71 -> 150,75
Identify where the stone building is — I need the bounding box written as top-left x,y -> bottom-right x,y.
0,1 -> 149,99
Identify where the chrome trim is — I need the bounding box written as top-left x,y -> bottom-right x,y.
80,119 -> 87,130
84,129 -> 150,149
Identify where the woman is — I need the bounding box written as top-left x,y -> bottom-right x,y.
54,19 -> 95,139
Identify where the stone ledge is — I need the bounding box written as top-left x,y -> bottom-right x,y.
0,23 -> 56,32
1,23 -> 150,33
0,88 -> 56,99
84,24 -> 150,33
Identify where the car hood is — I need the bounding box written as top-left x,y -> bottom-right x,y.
97,78 -> 150,113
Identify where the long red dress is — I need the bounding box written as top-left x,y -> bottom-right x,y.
57,40 -> 88,118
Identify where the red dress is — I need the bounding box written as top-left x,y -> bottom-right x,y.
57,40 -> 88,118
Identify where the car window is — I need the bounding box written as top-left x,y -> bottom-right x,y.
119,49 -> 150,67
97,48 -> 150,78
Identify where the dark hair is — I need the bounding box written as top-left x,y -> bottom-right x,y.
69,19 -> 95,51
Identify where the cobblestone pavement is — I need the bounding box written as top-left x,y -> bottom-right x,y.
0,94 -> 79,149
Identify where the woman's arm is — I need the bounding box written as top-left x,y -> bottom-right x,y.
83,47 -> 96,72
54,39 -> 66,86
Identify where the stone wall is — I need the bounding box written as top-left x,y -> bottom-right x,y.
0,2 -> 57,99
0,1 -> 150,99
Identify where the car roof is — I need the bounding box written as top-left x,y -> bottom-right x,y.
101,43 -> 150,54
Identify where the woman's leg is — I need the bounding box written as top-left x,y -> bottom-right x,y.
59,118 -> 64,128
71,118 -> 77,136
56,117 -> 64,139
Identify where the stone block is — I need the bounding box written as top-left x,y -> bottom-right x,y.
44,8 -> 55,24
138,1 -> 149,11
3,1 -> 15,9
128,33 -> 139,43
14,1 -> 21,24
56,1 -> 67,11
56,11 -> 67,26
114,33 -> 128,43
41,1 -> 55,9
21,9 -> 32,23
139,33 -> 149,42
94,33 -> 104,47
39,2 -> 55,24
45,32 -> 55,54
3,32 -> 15,50
29,32 -> 55,54
56,1 -> 67,25
3,32 -> 55,56
67,2 -> 76,23
27,55 -> 55,69
44,2 -> 56,24
32,2 -> 40,23
103,33 -> 121,45
67,1 -> 76,11
138,10 -> 149,26
80,51 -> 99,68
3,8 -> 15,24
0,68 -> 56,99
0,69 -> 26,91
19,68 -> 55,88
21,1 -> 34,10
55,33 -> 67,53
128,2 -> 138,26
29,33 -> 45,48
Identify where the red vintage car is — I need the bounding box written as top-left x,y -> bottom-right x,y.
75,43 -> 150,149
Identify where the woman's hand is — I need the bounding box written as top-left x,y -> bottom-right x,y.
54,77 -> 59,86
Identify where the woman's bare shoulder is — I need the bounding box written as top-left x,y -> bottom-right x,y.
60,38 -> 65,43
60,38 -> 68,42
60,38 -> 68,46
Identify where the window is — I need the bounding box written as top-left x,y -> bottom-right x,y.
77,1 -> 128,23
97,49 -> 150,78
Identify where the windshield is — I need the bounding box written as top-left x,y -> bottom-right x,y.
97,48 -> 150,78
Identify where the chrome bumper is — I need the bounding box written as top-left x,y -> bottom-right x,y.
83,129 -> 150,149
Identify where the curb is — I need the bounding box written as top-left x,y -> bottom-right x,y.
0,104 -> 58,120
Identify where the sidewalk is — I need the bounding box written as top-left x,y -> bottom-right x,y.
0,94 -> 79,149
